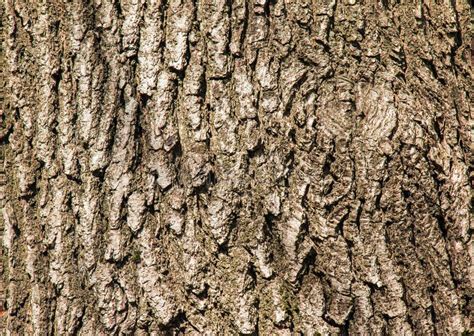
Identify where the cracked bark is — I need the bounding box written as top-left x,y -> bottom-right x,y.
0,0 -> 473,335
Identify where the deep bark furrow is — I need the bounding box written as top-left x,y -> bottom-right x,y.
1,0 -> 472,335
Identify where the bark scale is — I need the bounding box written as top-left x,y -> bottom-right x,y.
0,0 -> 472,335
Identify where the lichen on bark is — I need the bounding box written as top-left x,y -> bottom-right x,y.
0,0 -> 473,335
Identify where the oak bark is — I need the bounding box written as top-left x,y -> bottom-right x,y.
0,0 -> 473,335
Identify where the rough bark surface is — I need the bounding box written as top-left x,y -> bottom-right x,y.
0,0 -> 473,335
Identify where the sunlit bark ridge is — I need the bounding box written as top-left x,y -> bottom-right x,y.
0,0 -> 472,334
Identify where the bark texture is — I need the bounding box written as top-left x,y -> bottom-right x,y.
0,0 -> 473,334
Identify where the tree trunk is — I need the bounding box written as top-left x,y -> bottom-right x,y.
0,0 -> 472,334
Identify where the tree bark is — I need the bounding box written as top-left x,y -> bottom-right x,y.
0,0 -> 472,334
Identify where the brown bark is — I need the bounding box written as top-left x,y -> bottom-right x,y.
0,0 -> 473,335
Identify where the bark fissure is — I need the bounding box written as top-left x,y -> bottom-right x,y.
1,0 -> 472,335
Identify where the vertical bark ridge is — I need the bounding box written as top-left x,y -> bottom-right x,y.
2,0 -> 472,334
0,1 -> 7,329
